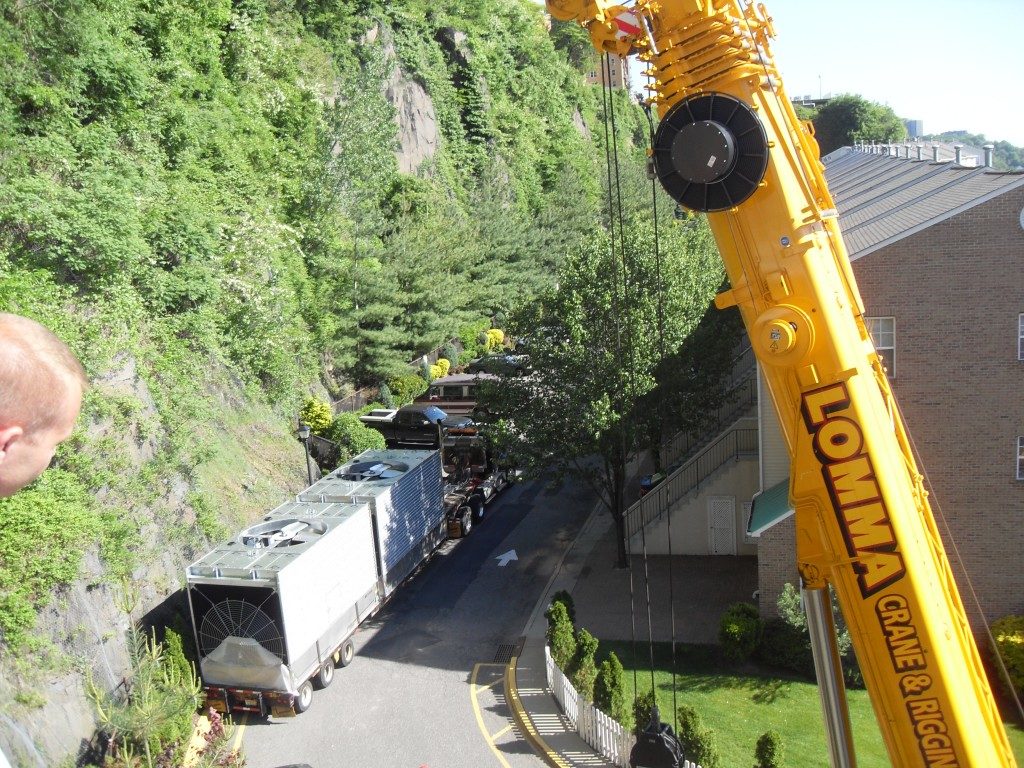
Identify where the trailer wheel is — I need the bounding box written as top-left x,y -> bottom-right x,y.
469,494 -> 485,523
315,660 -> 334,689
295,680 -> 314,714
334,638 -> 355,667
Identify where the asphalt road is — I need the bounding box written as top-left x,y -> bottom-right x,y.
240,476 -> 595,768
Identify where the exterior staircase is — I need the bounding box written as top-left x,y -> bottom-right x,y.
625,346 -> 759,538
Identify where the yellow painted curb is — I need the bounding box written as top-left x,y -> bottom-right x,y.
181,714 -> 211,768
504,656 -> 571,768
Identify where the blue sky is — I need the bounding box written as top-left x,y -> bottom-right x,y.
540,0 -> 1024,146
759,0 -> 1024,146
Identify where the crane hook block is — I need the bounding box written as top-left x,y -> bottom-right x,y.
628,721 -> 683,768
652,92 -> 769,212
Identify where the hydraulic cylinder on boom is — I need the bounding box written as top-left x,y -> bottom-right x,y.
545,1 -> 1018,766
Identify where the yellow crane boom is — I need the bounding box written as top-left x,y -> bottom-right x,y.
546,1 -> 1017,765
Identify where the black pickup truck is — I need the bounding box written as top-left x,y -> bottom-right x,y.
358,404 -> 474,447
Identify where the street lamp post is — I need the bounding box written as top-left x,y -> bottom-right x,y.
297,422 -> 313,487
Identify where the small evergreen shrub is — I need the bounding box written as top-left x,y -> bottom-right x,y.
546,602 -> 576,671
754,730 -> 784,768
443,342 -> 460,368
719,601 -> 763,663
594,651 -> 633,731
632,688 -> 656,737
545,589 -> 577,625
299,396 -> 333,435
991,615 -> 1024,699
569,628 -> 599,701
676,704 -> 721,768
378,382 -> 396,409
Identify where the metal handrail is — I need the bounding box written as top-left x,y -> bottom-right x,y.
627,426 -> 759,538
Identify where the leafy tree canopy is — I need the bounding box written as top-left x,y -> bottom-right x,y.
812,94 -> 906,155
480,212 -> 726,565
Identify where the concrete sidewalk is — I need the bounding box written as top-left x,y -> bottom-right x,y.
508,491 -> 758,767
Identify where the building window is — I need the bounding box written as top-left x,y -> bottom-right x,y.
1018,437 -> 1024,480
866,316 -> 896,377
1018,313 -> 1024,360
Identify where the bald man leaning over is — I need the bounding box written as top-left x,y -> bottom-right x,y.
0,313 -> 86,498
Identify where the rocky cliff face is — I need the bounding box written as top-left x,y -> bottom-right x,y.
0,356 -> 309,766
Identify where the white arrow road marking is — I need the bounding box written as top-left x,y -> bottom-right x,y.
496,549 -> 518,567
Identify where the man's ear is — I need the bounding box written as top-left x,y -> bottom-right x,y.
0,425 -> 24,462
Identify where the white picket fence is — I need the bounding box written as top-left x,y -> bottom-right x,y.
544,645 -> 703,768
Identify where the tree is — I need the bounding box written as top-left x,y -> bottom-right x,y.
676,705 -> 722,768
481,213 -> 723,566
568,628 -> 599,700
594,651 -> 632,731
812,94 -> 906,155
546,601 -> 577,670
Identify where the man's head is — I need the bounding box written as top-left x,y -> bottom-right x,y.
0,313 -> 86,497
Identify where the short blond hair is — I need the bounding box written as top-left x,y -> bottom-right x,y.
0,313 -> 88,432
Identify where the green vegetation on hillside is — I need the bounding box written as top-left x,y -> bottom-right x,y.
0,0 -> 658,662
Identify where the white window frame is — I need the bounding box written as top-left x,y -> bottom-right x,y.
866,316 -> 896,378
1018,313 -> 1024,361
1018,437 -> 1024,481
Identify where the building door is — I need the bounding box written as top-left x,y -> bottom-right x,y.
708,496 -> 736,555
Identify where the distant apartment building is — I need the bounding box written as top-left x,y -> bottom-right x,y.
585,55 -> 630,89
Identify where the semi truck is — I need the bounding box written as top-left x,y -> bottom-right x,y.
549,1 -> 1017,766
442,432 -> 512,538
185,449 -> 446,717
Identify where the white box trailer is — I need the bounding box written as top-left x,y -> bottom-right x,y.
185,449 -> 444,717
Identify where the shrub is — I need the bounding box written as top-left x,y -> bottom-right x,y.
545,589 -> 577,625
429,357 -> 451,380
676,704 -> 721,768
632,688 -> 656,736
486,328 -> 504,351
719,601 -> 763,663
326,412 -> 386,462
569,628 -> 599,701
388,373 -> 428,405
299,396 -> 333,435
991,614 -> 1024,700
754,730 -> 784,768
770,583 -> 863,687
756,618 -> 814,678
594,651 -> 633,732
443,342 -> 460,368
378,382 -> 396,409
546,602 -> 576,671
459,320 -> 490,358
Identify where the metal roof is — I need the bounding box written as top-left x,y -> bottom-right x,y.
823,150 -> 1024,260
296,448 -> 436,503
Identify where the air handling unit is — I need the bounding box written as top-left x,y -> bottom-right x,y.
186,449 -> 444,717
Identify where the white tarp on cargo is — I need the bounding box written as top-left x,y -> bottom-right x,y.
200,637 -> 293,692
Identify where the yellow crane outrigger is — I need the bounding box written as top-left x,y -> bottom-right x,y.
546,1 -> 1017,766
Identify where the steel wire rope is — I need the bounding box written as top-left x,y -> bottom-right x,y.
601,52 -> 640,702
605,48 -> 665,730
642,81 -> 683,732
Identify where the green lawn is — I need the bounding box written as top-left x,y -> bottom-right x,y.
602,641 -> 1024,767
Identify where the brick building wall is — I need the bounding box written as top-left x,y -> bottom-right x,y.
849,185 -> 1024,628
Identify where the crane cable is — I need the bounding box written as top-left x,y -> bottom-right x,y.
601,47 -> 679,736
599,51 -> 640,701
642,89 -> 682,733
